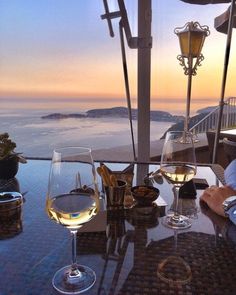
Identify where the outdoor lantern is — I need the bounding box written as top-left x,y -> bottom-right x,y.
175,22 -> 210,136
176,22 -> 209,58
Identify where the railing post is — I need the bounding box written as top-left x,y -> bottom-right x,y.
226,100 -> 229,128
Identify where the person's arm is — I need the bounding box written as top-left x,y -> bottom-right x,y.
200,160 -> 236,224
200,185 -> 236,219
224,159 -> 236,190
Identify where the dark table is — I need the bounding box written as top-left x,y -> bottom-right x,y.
206,129 -> 236,165
207,129 -> 236,141
220,129 -> 236,141
0,160 -> 235,295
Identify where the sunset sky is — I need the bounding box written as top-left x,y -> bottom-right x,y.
0,0 -> 235,113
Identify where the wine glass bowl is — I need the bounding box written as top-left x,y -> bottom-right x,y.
46,147 -> 100,294
160,131 -> 197,229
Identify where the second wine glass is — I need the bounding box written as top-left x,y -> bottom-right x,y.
46,147 -> 100,294
160,131 -> 197,230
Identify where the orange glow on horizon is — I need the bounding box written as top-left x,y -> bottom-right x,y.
1,1 -> 236,112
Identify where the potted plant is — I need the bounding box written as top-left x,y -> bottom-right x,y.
0,133 -> 27,179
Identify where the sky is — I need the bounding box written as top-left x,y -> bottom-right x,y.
0,0 -> 235,113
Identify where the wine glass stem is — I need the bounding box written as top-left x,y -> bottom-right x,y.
174,229 -> 178,253
173,185 -> 180,221
70,230 -> 81,277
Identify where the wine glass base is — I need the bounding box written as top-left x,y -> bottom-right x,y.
52,264 -> 96,294
162,214 -> 191,230
157,255 -> 192,285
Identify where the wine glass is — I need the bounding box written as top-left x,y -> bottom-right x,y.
46,147 -> 100,294
160,131 -> 196,229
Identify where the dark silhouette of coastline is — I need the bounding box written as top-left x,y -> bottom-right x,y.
41,106 -> 184,123
42,105 -> 224,139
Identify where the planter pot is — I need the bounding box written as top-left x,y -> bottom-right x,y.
0,157 -> 19,179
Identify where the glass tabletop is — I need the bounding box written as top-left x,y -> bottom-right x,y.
0,160 -> 235,295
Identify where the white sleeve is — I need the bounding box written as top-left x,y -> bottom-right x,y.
224,159 -> 236,190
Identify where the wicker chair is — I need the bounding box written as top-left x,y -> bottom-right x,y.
223,138 -> 236,163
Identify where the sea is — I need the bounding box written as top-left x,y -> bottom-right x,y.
0,97 -> 214,158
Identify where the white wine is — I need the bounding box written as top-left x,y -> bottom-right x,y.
160,164 -> 196,185
46,193 -> 98,229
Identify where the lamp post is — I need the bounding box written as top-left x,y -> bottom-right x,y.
175,21 -> 210,136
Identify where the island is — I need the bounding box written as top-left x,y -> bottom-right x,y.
41,107 -> 184,123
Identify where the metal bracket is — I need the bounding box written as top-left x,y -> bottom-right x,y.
101,0 -> 152,49
177,54 -> 204,76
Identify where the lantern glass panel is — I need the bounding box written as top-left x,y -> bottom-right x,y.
178,30 -> 206,58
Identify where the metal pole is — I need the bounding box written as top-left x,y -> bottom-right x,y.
137,0 -> 152,162
185,56 -> 193,133
119,21 -> 137,161
212,0 -> 235,164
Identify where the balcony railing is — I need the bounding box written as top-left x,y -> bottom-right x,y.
190,97 -> 236,135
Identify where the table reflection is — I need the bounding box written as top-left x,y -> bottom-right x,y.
1,160 -> 236,295
0,178 -> 23,239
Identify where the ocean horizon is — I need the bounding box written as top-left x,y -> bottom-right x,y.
0,97 -> 217,159
0,96 -> 218,116
0,106 -> 173,158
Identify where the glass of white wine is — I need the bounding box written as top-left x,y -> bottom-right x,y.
46,147 -> 100,294
160,131 -> 196,229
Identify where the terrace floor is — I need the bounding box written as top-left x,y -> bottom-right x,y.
92,133 -> 229,168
